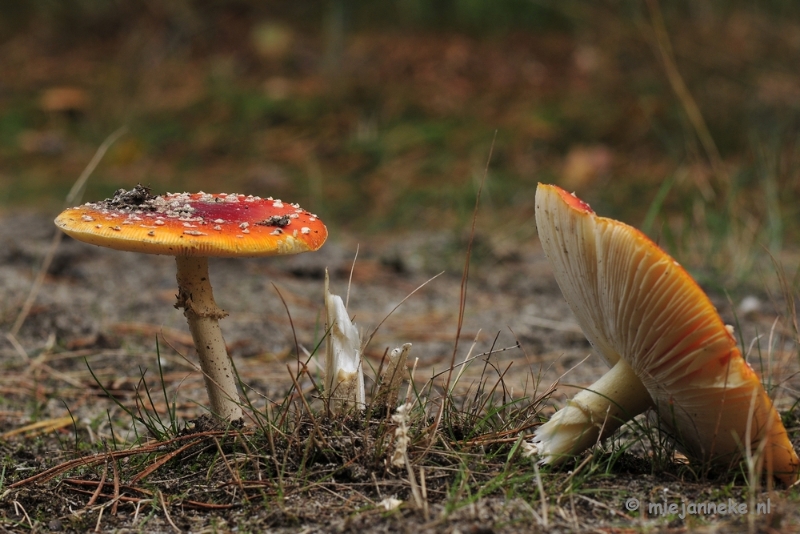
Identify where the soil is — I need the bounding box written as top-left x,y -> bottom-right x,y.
1,209 -> 799,533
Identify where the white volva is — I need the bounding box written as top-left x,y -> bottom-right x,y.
324,271 -> 365,412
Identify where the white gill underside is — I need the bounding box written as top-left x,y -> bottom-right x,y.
534,188 -> 745,395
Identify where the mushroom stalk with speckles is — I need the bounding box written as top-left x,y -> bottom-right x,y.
175,256 -> 242,421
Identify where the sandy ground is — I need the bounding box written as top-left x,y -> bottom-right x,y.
1,209 -> 799,533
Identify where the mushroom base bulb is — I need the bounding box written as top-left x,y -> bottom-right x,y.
531,359 -> 654,464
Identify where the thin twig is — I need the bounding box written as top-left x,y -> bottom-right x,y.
130,438 -> 204,485
346,244 -> 359,309
12,501 -> 33,529
212,436 -> 248,501
86,461 -> 108,507
158,490 -> 181,533
10,431 -> 242,488
111,459 -> 120,516
94,505 -> 105,532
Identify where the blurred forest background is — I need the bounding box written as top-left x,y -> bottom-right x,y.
2,0 -> 800,289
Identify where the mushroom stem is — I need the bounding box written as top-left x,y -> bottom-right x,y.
175,256 -> 243,422
531,358 -> 653,464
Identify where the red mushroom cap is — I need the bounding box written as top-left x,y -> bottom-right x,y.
54,186 -> 327,257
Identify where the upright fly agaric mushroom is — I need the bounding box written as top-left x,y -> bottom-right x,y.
55,185 -> 327,422
530,183 -> 799,484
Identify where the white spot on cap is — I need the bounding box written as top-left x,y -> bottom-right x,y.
213,225 -> 222,231
148,230 -> 155,236
112,226 -> 121,231
270,229 -> 283,236
239,222 -> 249,229
81,215 -> 94,222
214,219 -> 225,224
184,230 -> 207,236
273,200 -> 284,208
242,228 -> 250,234
292,229 -> 298,237
155,220 -> 165,226
301,227 -> 310,234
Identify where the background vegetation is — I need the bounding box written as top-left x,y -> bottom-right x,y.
2,0 -> 800,280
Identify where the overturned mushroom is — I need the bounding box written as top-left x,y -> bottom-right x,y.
55,185 -> 327,422
530,183 -> 798,485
